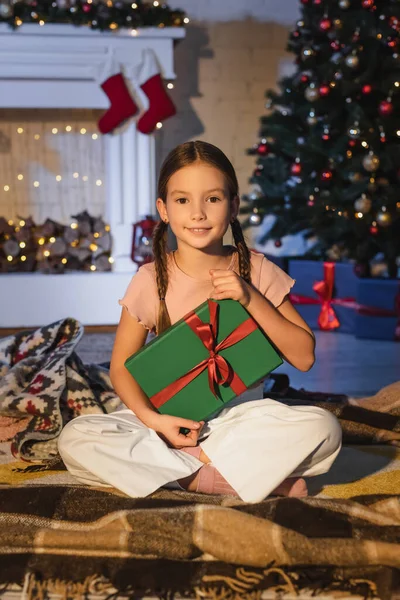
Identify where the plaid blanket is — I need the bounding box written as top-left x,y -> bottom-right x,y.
0,485 -> 399,599
0,319 -> 120,460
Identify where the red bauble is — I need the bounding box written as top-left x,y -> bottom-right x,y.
319,18 -> 332,31
319,84 -> 330,96
370,225 -> 378,235
301,74 -> 309,83
389,16 -> 400,31
291,163 -> 302,175
82,3 -> 91,12
331,40 -> 340,51
361,0 -> 374,7
388,38 -> 398,48
362,84 -> 372,94
348,139 -> 357,147
322,133 -> 330,140
380,135 -> 386,143
321,170 -> 333,180
313,0 -> 322,4
254,168 -> 262,177
257,143 -> 270,155
379,99 -> 393,116
274,240 -> 283,248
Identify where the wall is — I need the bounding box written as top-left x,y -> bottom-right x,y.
158,18 -> 293,196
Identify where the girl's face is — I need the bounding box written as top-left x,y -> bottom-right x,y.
156,162 -> 239,252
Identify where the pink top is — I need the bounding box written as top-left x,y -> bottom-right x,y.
119,249 -> 295,333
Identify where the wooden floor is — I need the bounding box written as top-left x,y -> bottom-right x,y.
74,330 -> 400,398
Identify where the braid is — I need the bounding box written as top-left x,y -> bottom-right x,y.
231,218 -> 251,284
152,220 -> 172,334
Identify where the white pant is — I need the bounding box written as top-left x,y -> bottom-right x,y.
58,389 -> 342,504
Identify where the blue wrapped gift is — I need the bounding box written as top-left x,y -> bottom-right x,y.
288,260 -> 358,334
355,279 -> 400,341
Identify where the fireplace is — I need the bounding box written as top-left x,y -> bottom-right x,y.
0,23 -> 184,327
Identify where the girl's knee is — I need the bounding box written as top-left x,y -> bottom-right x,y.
314,409 -> 342,450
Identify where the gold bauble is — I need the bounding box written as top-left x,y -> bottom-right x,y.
305,85 -> 320,102
349,172 -> 363,183
376,211 -> 392,227
362,152 -> 380,172
345,54 -> 359,68
354,194 -> 372,213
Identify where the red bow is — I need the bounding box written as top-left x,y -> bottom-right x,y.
150,300 -> 257,409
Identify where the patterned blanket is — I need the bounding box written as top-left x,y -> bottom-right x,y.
0,318 -> 120,460
1,320 -> 400,599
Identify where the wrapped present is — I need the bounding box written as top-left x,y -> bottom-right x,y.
124,299 -> 283,422
355,279 -> 400,341
288,260 -> 358,334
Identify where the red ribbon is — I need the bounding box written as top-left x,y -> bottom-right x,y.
290,262 -> 400,338
150,300 -> 257,409
290,262 -> 357,331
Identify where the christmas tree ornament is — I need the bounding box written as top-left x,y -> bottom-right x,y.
321,170 -> 333,180
249,211 -> 261,225
305,84 -> 320,101
379,98 -> 393,116
348,123 -> 361,138
300,74 -> 309,83
134,49 -> 177,134
362,152 -> 380,171
331,40 -> 341,51
319,84 -> 330,96
339,0 -> 350,8
257,143 -> 270,155
322,126 -> 330,140
348,139 -> 357,147
389,16 -> 400,31
0,2 -> 12,17
345,53 -> 360,68
307,110 -> 318,125
97,50 -> 138,134
354,193 -> 372,213
291,161 -> 302,175
274,239 -> 283,247
362,83 -> 372,94
376,210 -> 392,227
370,224 -> 379,235
349,172 -> 363,182
362,0 -> 374,8
319,17 -> 332,31
248,187 -> 263,201
301,46 -> 316,60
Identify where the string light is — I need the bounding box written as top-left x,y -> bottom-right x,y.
38,238 -> 45,245
82,176 -> 88,181
92,133 -> 98,140
131,2 -> 137,7
62,258 -> 68,264
130,29 -> 138,36
108,257 -> 114,264
167,83 -> 174,89
17,128 -> 24,134
153,1 -> 159,6
44,250 -> 50,257
156,122 -> 163,129
3,185 -> 9,192
7,256 -> 13,262
90,243 -> 98,251
19,242 -> 26,248
33,181 -> 40,187
90,265 -> 97,271
17,174 -> 23,181
34,134 -> 40,140
96,179 -> 102,186
70,223 -> 78,229
109,22 -> 117,29
80,128 -> 87,134
39,20 -> 44,25
184,17 -> 189,23
19,220 -> 25,226
20,255 -> 27,261
105,225 -> 110,231
73,172 -> 79,178
56,175 -> 62,181
49,237 -> 56,243
65,126 -> 72,132
52,128 -> 58,134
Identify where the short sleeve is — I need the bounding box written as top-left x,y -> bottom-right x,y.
258,257 -> 295,307
118,266 -> 157,332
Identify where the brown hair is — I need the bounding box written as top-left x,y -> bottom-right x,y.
153,140 -> 251,334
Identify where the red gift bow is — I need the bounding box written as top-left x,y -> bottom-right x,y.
290,262 -> 400,338
290,262 -> 358,331
150,300 -> 258,409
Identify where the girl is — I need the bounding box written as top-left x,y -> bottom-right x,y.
58,141 -> 341,503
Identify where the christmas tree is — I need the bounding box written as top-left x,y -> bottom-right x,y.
241,0 -> 400,278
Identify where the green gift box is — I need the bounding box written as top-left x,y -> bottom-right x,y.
124,299 -> 283,422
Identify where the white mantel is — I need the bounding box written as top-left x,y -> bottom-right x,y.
0,23 -> 185,328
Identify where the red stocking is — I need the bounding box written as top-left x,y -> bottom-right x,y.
98,53 -> 138,134
136,50 -> 176,134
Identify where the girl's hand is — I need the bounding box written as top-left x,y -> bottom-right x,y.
210,269 -> 251,307
152,413 -> 205,449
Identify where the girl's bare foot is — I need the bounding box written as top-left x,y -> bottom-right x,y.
271,477 -> 308,497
